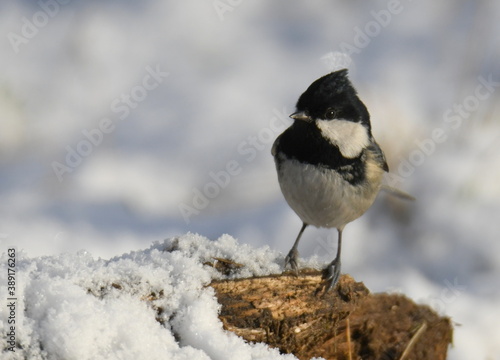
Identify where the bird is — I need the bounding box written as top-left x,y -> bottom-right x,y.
272,69 -> 389,292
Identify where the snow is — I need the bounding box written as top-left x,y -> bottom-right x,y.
1,1 -> 500,359
0,235 -> 301,359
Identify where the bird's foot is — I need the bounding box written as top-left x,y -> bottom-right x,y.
284,248 -> 299,275
321,258 -> 341,292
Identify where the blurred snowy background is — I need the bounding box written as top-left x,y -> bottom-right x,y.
0,1 -> 499,358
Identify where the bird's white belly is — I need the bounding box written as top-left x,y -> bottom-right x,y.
277,159 -> 381,229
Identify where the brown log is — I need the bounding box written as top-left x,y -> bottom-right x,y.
210,269 -> 453,360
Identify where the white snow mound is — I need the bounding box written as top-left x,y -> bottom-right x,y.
0,234 -> 313,360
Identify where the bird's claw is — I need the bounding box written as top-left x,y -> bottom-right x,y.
321,259 -> 341,292
284,248 -> 299,275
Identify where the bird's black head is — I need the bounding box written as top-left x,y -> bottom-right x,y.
292,69 -> 371,131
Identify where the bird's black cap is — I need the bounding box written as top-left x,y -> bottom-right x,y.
295,69 -> 370,128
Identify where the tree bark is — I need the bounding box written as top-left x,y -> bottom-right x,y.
210,269 -> 453,360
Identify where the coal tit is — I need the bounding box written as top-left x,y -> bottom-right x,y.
272,69 -> 389,291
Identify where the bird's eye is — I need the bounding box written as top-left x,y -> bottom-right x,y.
325,108 -> 338,120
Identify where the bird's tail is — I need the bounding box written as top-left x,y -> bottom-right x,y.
380,184 -> 416,201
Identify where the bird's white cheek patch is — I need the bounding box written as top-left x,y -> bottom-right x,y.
316,119 -> 369,158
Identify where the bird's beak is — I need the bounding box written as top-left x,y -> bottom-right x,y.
290,111 -> 312,122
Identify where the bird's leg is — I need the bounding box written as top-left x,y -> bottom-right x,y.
322,228 -> 343,291
284,222 -> 308,275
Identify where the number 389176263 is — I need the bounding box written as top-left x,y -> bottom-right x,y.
7,248 -> 16,295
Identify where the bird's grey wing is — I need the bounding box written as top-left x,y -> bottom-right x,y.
368,139 -> 389,172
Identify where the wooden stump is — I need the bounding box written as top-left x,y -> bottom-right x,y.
210,269 -> 453,360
